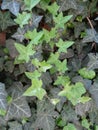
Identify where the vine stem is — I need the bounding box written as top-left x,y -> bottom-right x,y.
86,16 -> 96,50
86,16 -> 94,30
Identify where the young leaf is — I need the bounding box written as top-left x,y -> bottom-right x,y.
43,28 -> 56,42
47,2 -> 59,16
50,98 -> 60,105
24,29 -> 43,45
39,60 -> 52,72
78,68 -> 96,79
56,39 -> 74,53
48,52 -> 59,64
59,82 -> 88,105
15,43 -> 35,63
23,79 -> 46,100
81,118 -> 90,129
14,12 -> 31,28
55,59 -> 68,73
24,0 -> 41,11
54,76 -> 70,86
53,13 -> 72,28
79,96 -> 91,104
25,70 -> 41,80
63,123 -> 76,130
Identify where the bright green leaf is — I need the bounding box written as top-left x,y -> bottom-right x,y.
23,79 -> 46,100
0,109 -> 6,116
25,29 -> 44,45
54,76 -> 70,86
78,68 -> 96,79
63,123 -> 76,130
51,98 -> 60,105
48,52 -> 59,64
24,0 -> 41,11
53,13 -> 72,28
56,39 -> 74,53
14,12 -> 31,28
39,60 -> 52,72
15,43 -> 35,63
79,96 -> 91,104
56,59 -> 68,73
43,28 -> 56,42
47,2 -> 59,16
82,118 -> 90,129
32,58 -> 40,68
59,82 -> 88,105
25,70 -> 41,80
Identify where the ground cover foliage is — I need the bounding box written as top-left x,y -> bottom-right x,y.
0,0 -> 98,130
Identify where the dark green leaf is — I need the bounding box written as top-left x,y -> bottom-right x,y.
32,99 -> 59,130
0,11 -> 15,30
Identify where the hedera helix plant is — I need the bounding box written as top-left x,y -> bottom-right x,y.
14,1 -> 91,105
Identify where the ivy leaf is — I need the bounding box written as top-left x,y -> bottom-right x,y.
82,29 -> 98,43
24,0 -> 41,11
89,82 -> 98,107
8,121 -> 22,130
32,99 -> 59,130
41,72 -> 52,87
1,0 -> 20,16
81,118 -> 90,129
24,29 -> 43,45
48,52 -> 59,64
78,68 -> 96,79
0,11 -> 15,31
61,104 -> 78,123
38,0 -> 50,11
23,79 -> 46,100
12,28 -> 25,42
55,59 -> 68,73
6,39 -> 19,58
54,76 -> 70,86
87,53 -> 98,70
15,43 -> 35,63
63,123 -> 76,130
0,82 -> 7,111
53,13 -> 72,28
75,101 -> 92,116
32,13 -> 43,28
58,0 -> 77,12
50,98 -> 60,105
56,39 -> 74,53
5,87 -> 31,120
47,2 -> 59,16
39,60 -> 52,72
59,82 -> 89,105
14,12 -> 31,28
25,70 -> 41,80
43,28 -> 56,42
